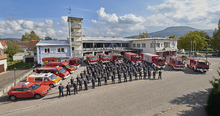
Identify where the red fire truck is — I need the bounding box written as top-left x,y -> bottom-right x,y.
42,57 -> 80,69
85,54 -> 97,64
96,53 -> 110,63
166,56 -> 185,70
124,52 -> 142,65
186,58 -> 210,73
109,53 -> 124,63
141,53 -> 165,68
65,58 -> 81,69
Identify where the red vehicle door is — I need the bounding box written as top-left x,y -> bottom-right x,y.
22,87 -> 34,98
11,88 -> 23,98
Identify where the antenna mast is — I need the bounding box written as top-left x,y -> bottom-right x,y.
67,3 -> 71,16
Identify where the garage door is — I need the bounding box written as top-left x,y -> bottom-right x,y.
0,64 -> 4,73
25,58 -> 34,63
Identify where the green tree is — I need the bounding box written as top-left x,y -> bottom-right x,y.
212,19 -> 220,55
21,30 -> 41,41
4,41 -> 24,57
169,35 -> 177,39
139,31 -> 148,38
178,31 -> 208,56
45,36 -> 52,40
133,37 -> 140,39
205,67 -> 220,116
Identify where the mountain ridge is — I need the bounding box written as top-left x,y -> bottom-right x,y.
126,26 -> 213,38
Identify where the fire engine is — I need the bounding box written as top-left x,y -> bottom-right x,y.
141,53 -> 165,68
96,53 -> 110,63
166,56 -> 185,70
109,53 -> 124,63
85,54 -> 97,64
124,52 -> 142,65
42,57 -> 80,69
186,57 -> 210,73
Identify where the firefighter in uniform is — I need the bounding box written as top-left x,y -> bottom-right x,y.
66,82 -> 71,96
70,77 -> 74,87
158,70 -> 162,79
58,83 -> 64,97
92,77 -> 95,89
118,73 -> 121,83
79,79 -> 82,90
98,76 -> 101,86
112,75 -> 115,84
153,70 -> 156,79
84,79 -> 88,90
73,81 -> 78,94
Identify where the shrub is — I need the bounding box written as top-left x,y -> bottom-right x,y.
205,67 -> 220,116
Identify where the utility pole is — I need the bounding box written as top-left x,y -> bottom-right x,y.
14,68 -> 16,86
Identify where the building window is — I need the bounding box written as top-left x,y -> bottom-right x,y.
150,43 -> 155,48
164,42 -> 170,48
72,47 -> 74,51
142,43 -> 146,48
137,44 -> 140,48
133,43 -> 136,48
44,48 -> 50,53
71,38 -> 74,41
57,48 -> 65,53
155,43 -> 160,47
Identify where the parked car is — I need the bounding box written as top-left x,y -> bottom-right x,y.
7,82 -> 51,101
27,73 -> 62,88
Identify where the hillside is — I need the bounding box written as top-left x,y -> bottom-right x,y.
126,26 -> 213,38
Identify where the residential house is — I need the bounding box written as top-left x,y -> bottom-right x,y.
36,40 -> 70,64
0,40 -> 7,50
0,50 -> 7,73
27,40 -> 39,55
13,40 -> 29,52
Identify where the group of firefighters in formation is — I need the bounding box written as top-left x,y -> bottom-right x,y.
58,61 -> 162,97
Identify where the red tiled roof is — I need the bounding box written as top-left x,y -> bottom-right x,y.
0,52 -> 7,60
0,40 -> 7,46
28,41 -> 38,51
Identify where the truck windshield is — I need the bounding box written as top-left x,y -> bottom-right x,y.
136,57 -> 141,61
158,59 -> 165,63
65,64 -> 71,68
29,83 -> 41,90
175,61 -> 183,64
117,56 -> 123,59
90,57 -> 97,60
48,74 -> 58,80
198,62 -> 208,65
103,56 -> 110,59
59,68 -> 66,73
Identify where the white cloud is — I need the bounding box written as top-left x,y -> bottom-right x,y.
84,0 -> 220,37
0,16 -> 68,39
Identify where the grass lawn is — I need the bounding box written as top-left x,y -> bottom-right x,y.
7,57 -> 36,70
198,51 -> 215,54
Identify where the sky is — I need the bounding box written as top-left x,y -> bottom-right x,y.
0,0 -> 220,39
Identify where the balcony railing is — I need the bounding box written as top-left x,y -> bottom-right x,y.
71,41 -> 82,46
71,32 -> 81,36
72,50 -> 82,57
83,47 -> 129,51
71,23 -> 81,28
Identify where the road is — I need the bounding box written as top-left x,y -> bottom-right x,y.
0,69 -> 30,90
0,57 -> 219,116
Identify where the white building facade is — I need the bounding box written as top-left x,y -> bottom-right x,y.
130,38 -> 178,58
67,17 -> 83,57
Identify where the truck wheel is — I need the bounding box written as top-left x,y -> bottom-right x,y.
49,84 -> 54,88
34,94 -> 41,99
9,95 -> 16,101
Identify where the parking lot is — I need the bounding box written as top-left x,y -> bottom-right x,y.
0,57 -> 219,116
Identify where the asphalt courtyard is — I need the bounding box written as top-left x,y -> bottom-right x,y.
0,57 -> 219,116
